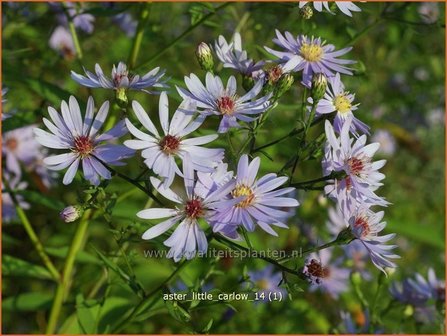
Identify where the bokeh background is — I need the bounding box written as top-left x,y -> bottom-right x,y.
2,1 -> 445,334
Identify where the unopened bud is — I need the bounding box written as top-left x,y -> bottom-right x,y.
116,88 -> 128,108
299,5 -> 313,19
60,205 -> 83,223
275,73 -> 294,99
196,42 -> 214,72
350,271 -> 362,286
311,73 -> 327,102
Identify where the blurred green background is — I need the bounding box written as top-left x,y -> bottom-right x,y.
2,2 -> 445,334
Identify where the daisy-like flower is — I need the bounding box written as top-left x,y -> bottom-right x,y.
71,62 -> 168,94
326,206 -> 371,281
124,92 -> 224,187
49,26 -> 76,59
177,73 -> 271,133
303,248 -> 350,298
246,265 -> 286,303
34,96 -> 134,186
138,156 -> 240,262
313,73 -> 369,135
3,125 -> 42,178
112,12 -> 137,37
348,206 -> 399,273
214,32 -> 265,77
323,118 -> 388,213
265,30 -> 355,87
212,154 -> 299,236
299,2 -> 362,17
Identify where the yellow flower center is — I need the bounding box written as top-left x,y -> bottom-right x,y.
232,184 -> 255,208
300,43 -> 323,62
333,94 -> 352,114
256,279 -> 270,290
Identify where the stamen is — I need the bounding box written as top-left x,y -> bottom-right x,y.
159,135 -> 180,154
232,184 -> 255,208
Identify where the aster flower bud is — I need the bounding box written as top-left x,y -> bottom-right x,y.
311,73 -> 327,102
274,73 -> 294,100
196,42 -> 214,72
299,4 -> 313,19
335,227 -> 355,245
60,205 -> 83,223
116,88 -> 128,108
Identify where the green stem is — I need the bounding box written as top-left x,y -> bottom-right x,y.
135,2 -> 231,70
46,209 -> 92,334
2,178 -> 60,282
63,4 -> 83,61
252,114 -> 326,153
128,3 -> 151,70
94,156 -> 163,206
289,171 -> 337,188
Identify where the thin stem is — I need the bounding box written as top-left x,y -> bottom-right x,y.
128,3 -> 151,70
212,233 -> 304,278
95,156 -> 163,206
63,4 -> 83,61
289,172 -> 336,188
252,115 -> 326,153
46,209 -> 92,334
2,178 -> 60,282
135,2 -> 231,70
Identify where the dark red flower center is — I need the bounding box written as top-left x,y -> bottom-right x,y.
306,259 -> 330,279
74,135 -> 94,157
6,137 -> 18,151
217,96 -> 236,115
184,198 -> 203,219
348,157 -> 365,176
268,65 -> 283,84
159,135 -> 180,154
354,216 -> 370,237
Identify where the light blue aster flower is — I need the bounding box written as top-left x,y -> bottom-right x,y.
71,62 -> 168,93
177,73 -> 271,133
138,155 -> 241,262
211,154 -> 299,236
214,32 -> 265,77
265,30 -> 355,87
34,96 -> 134,185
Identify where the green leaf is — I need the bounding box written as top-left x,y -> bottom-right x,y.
20,78 -> 74,106
91,246 -> 146,297
16,190 -> 65,211
2,292 -> 53,311
2,255 -> 53,280
76,294 -> 99,334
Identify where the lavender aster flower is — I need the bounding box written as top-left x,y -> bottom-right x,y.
138,156 -> 239,262
299,2 -> 362,17
303,248 -> 350,298
50,2 -> 95,34
348,206 -> 399,273
313,73 -> 369,135
247,265 -> 286,303
212,154 -> 299,236
323,118 -> 389,213
112,12 -> 137,37
49,26 -> 75,59
71,62 -> 168,94
326,206 -> 371,280
214,32 -> 265,77
2,174 -> 30,222
3,125 -> 42,178
265,30 -> 355,87
124,92 -> 224,187
177,73 -> 271,133
34,96 -> 134,185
